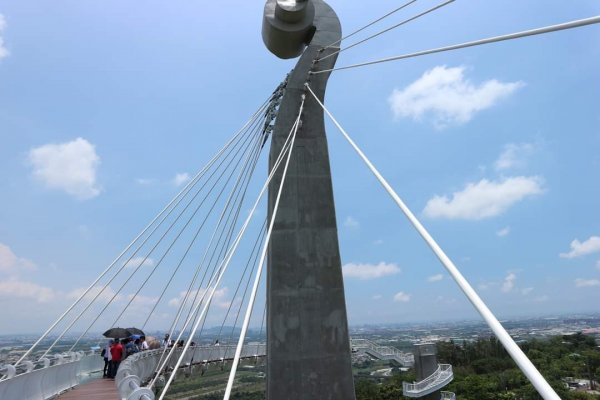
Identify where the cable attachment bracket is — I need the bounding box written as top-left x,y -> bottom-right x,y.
261,73 -> 290,148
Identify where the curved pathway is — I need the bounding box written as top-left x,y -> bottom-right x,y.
58,378 -> 119,400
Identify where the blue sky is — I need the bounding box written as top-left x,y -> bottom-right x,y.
0,0 -> 599,334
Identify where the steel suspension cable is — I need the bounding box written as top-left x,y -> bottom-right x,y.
141,147 -> 265,331
148,142 -> 264,376
255,302 -> 267,359
223,228 -> 265,351
156,121 -> 286,373
312,15 -> 600,74
318,0 -> 455,62
180,107 -> 275,337
209,221 -> 267,355
157,124 -> 265,358
149,110 -> 300,391
181,131 -> 265,336
153,130 -> 297,397
321,0 -> 419,51
159,118 -> 282,361
200,221 -> 266,363
14,102 -> 268,365
223,94 -> 306,400
110,125 -> 265,330
39,110 -> 264,359
67,122 -> 261,351
305,83 -> 560,400
144,126 -> 265,376
149,114 -> 267,346
187,170 -> 263,348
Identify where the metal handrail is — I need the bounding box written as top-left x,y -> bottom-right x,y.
0,351 -> 103,400
441,391 -> 456,400
403,364 -> 453,393
0,350 -> 96,379
116,344 -> 267,400
350,338 -> 414,365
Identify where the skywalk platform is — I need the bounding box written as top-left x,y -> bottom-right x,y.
351,338 -> 415,367
58,378 -> 118,400
402,364 -> 454,398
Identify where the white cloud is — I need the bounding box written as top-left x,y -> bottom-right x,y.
136,178 -> 155,185
372,294 -> 383,300
575,278 -> 600,288
125,294 -> 159,309
388,65 -> 524,128
427,274 -> 443,282
78,225 -> 91,238
0,278 -> 56,303
521,287 -> 534,295
28,138 -> 101,199
68,285 -> 123,303
495,143 -> 535,171
343,262 -> 400,280
534,295 -> 549,303
560,236 -> 600,259
0,243 -> 36,275
497,227 -> 511,237
168,287 -> 229,309
423,176 -> 543,220
393,292 -> 411,303
172,173 -> 191,187
123,257 -> 155,269
0,14 -> 9,60
344,216 -> 359,229
501,273 -> 516,293
435,296 -> 457,305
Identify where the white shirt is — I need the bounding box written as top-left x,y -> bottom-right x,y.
104,343 -> 112,361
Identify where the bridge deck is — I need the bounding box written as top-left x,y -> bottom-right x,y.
58,378 -> 119,400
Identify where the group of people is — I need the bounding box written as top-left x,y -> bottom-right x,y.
102,336 -> 149,379
162,333 -> 195,348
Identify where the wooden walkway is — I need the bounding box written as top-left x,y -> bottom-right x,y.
58,378 -> 119,400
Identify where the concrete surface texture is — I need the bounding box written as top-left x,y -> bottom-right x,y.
265,0 -> 356,399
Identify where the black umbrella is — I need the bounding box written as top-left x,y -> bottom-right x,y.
126,327 -> 145,336
103,327 -> 132,339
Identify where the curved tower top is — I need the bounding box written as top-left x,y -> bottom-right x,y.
262,1 -> 354,399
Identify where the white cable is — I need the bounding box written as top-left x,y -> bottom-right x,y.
321,0 -> 418,50
148,130 -> 265,375
66,127 -> 260,352
312,15 -> 600,74
111,130 -> 264,329
305,83 -> 560,400
318,0 -> 455,62
150,108 -> 301,393
156,115 -> 302,400
148,133 -> 264,374
18,105 -> 265,365
223,95 -> 305,400
142,130 -> 265,330
149,117 -> 297,382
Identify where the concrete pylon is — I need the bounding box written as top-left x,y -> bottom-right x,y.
413,343 -> 442,400
263,1 -> 356,399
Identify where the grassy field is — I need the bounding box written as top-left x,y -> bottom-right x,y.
163,359 -> 266,400
162,356 -> 406,400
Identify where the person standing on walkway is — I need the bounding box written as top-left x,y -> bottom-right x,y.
140,336 -> 149,351
109,339 -> 124,378
102,340 -> 113,378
